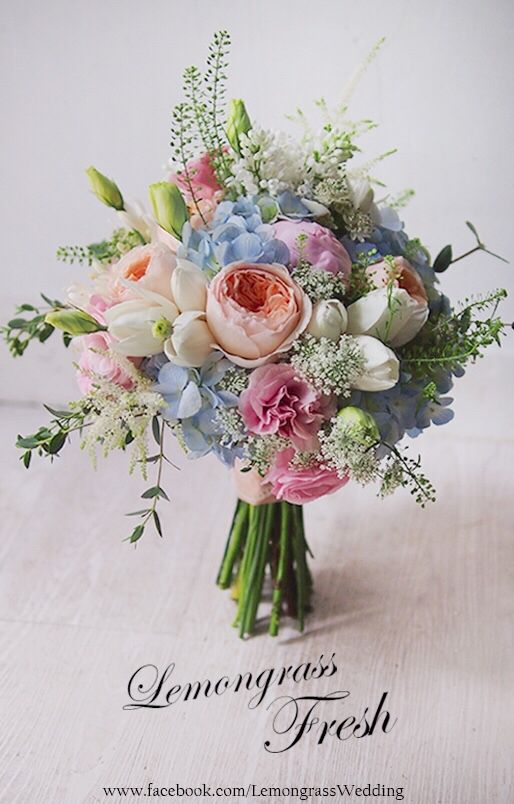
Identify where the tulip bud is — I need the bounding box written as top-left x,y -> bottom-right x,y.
226,99 -> 252,154
45,309 -> 105,335
171,259 -> 208,312
85,167 -> 124,211
347,177 -> 374,213
352,334 -> 399,392
307,299 -> 348,340
337,406 -> 379,443
164,311 -> 214,368
149,182 -> 188,239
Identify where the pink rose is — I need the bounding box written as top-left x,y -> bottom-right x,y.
272,220 -> 352,280
266,448 -> 348,504
366,257 -> 427,305
233,459 -> 277,505
239,364 -> 335,451
76,332 -> 136,395
206,262 -> 312,368
170,152 -> 222,202
114,243 -> 176,301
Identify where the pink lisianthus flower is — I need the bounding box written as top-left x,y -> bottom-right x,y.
75,332 -> 137,395
239,364 -> 335,451
272,220 -> 352,280
265,448 -> 349,505
170,152 -> 222,202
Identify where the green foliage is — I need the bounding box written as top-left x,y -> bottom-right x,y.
2,295 -> 70,357
16,405 -> 89,467
170,30 -> 233,197
400,289 -> 508,381
380,444 -> 436,507
56,228 -> 144,266
124,417 -> 171,543
433,244 -> 453,273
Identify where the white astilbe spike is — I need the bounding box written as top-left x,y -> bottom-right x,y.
340,37 -> 386,107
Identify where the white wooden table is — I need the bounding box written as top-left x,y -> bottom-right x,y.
0,356 -> 512,803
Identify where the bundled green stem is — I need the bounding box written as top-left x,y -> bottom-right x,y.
217,500 -> 312,637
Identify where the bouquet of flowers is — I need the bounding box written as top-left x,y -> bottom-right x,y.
4,32 -> 508,638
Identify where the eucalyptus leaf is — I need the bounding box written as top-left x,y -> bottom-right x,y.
433,245 -> 453,273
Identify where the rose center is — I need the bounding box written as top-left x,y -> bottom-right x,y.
226,271 -> 289,314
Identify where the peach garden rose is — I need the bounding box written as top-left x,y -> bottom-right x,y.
205,261 -> 312,367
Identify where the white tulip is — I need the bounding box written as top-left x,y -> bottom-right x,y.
352,335 -> 400,392
171,258 -> 208,312
346,287 -> 428,347
105,289 -> 178,357
164,311 -> 214,367
347,177 -> 374,212
307,299 -> 348,340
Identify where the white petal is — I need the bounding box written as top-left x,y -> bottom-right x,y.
171,259 -> 208,312
165,311 -> 214,367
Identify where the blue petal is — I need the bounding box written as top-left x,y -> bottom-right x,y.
225,232 -> 263,262
155,363 -> 189,395
260,238 -> 290,266
277,191 -> 311,218
176,381 -> 202,419
432,408 -> 454,426
161,397 -> 181,421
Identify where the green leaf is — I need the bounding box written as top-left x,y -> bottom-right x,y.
22,451 -> 31,468
129,525 -> 145,543
125,509 -> 150,517
141,486 -> 160,499
157,486 -> 170,502
483,247 -> 509,264
47,432 -> 67,454
433,245 -> 453,273
7,318 -> 28,329
152,416 -> 161,445
153,510 -> 163,537
43,405 -> 75,419
465,220 -> 482,245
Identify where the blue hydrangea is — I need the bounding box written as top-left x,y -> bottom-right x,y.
180,197 -> 290,271
153,353 -> 244,466
349,374 -> 455,446
343,223 -> 436,288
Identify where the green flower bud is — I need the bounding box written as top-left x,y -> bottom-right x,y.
85,167 -> 124,211
337,406 -> 380,443
45,309 -> 105,335
149,182 -> 188,239
151,317 -> 173,341
226,98 -> 252,155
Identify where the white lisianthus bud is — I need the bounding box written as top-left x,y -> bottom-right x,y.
346,287 -> 428,347
171,259 -> 208,312
164,311 -> 215,368
307,299 -> 348,340
104,290 -> 178,357
352,334 -> 399,392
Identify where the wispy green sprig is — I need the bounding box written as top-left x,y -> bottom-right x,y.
56,228 -> 144,266
2,294 -> 70,357
125,417 -> 172,543
400,289 -> 508,381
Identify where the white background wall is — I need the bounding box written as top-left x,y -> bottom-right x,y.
1,0 -> 513,404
